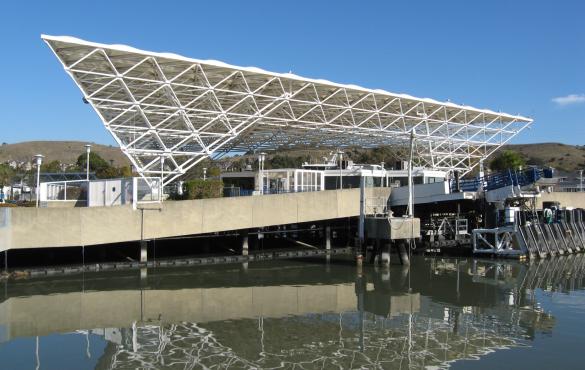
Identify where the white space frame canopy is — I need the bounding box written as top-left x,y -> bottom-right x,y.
43,35 -> 532,185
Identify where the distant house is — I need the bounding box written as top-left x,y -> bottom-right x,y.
554,170 -> 585,192
7,160 -> 18,169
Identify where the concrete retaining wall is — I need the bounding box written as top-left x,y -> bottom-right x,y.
536,192 -> 585,209
0,188 -> 391,251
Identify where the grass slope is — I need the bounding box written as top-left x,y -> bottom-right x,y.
0,141 -> 130,167
503,143 -> 585,172
1,141 -> 582,172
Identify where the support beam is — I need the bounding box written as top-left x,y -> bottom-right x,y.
358,176 -> 365,251
241,232 -> 249,257
381,242 -> 391,265
140,240 -> 148,263
398,242 -> 410,265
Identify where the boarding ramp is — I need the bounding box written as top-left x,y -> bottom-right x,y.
472,225 -> 527,257
453,167 -> 543,193
472,221 -> 568,259
474,208 -> 585,259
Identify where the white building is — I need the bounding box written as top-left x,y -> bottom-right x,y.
220,154 -> 447,195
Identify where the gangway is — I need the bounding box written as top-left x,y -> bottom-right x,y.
452,167 -> 543,193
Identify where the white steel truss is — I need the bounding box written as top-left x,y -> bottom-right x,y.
43,35 -> 533,185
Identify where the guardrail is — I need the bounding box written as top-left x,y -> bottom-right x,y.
40,180 -> 88,202
222,186 -> 323,197
451,168 -> 543,193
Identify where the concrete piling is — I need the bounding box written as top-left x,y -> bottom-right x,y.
241,232 -> 249,256
380,242 -> 391,265
325,225 -> 331,263
398,241 -> 410,265
140,240 -> 148,263
325,226 -> 331,251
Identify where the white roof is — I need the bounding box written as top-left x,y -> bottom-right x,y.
42,35 -> 532,184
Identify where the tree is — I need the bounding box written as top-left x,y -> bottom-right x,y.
266,154 -> 311,169
118,166 -> 133,178
41,160 -> 62,173
76,152 -> 109,173
207,167 -> 221,177
489,150 -> 525,172
0,164 -> 14,186
183,179 -> 223,199
96,166 -> 120,179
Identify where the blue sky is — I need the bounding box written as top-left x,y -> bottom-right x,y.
0,0 -> 583,145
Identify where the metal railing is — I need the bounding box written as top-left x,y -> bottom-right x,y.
451,167 -> 543,193
41,180 -> 88,202
132,177 -> 162,208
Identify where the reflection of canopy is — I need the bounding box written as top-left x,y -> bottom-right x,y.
94,311 -> 524,369
43,35 -> 532,184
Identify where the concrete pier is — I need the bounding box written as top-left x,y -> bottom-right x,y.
380,242 -> 391,265
325,226 -> 331,251
398,242 -> 410,265
241,232 -> 249,256
140,241 -> 147,263
0,188 -> 391,252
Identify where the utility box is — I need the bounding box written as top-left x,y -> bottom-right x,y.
365,216 -> 421,240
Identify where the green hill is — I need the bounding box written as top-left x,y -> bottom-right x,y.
503,143 -> 585,172
0,141 -> 130,167
1,141 -> 582,173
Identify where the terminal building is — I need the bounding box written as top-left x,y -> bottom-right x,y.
221,152 -> 447,195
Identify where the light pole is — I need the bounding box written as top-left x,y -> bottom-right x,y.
258,152 -> 266,194
380,162 -> 385,187
580,170 -> 583,192
203,167 -> 207,181
34,154 -> 44,208
84,144 -> 91,181
336,149 -> 343,189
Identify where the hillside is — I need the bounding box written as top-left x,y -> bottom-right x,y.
503,143 -> 585,172
0,141 -> 130,167
1,141 -> 582,173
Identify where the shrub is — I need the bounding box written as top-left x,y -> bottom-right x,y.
489,150 -> 525,171
183,179 -> 223,199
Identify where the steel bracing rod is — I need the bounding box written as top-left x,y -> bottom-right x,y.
68,60 -> 525,135
81,83 -> 523,138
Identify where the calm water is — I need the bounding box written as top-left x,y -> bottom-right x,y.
1,255 -> 585,369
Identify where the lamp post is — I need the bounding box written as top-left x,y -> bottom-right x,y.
580,170 -> 583,192
258,152 -> 266,194
33,154 -> 44,208
380,162 -> 385,187
203,167 -> 207,181
84,144 -> 91,181
336,149 -> 343,189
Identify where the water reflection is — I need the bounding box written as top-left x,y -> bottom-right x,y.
1,255 -> 585,369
